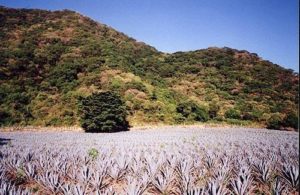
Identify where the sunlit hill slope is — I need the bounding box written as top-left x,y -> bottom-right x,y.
0,6 -> 298,130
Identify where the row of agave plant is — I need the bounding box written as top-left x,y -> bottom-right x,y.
0,129 -> 299,194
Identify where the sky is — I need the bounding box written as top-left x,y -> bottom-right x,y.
0,0 -> 299,72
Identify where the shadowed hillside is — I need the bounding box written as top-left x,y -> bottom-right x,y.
0,6 -> 298,130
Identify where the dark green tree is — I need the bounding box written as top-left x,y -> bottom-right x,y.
78,91 -> 129,132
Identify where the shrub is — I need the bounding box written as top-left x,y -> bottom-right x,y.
226,118 -> 251,126
242,112 -> 261,121
15,167 -> 27,185
174,114 -> 186,124
0,110 -> 11,126
110,78 -> 123,91
266,113 -> 282,130
150,90 -> 157,100
208,101 -> 220,119
252,110 -> 264,121
88,148 -> 99,160
281,112 -> 299,130
78,91 -> 129,132
124,81 -> 147,93
176,101 -> 209,122
214,115 -> 224,121
225,108 -> 241,119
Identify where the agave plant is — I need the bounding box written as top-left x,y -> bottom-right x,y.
109,163 -> 125,181
280,163 -> 299,189
79,165 -> 94,184
231,166 -> 253,195
57,160 -> 70,176
271,177 -> 285,195
145,156 -> 160,178
185,187 -> 205,195
124,176 -> 148,195
213,167 -> 230,184
207,179 -> 227,195
39,170 -> 62,193
73,183 -> 87,195
153,166 -> 173,194
5,155 -> 22,170
97,186 -> 116,195
23,163 -> 37,179
204,152 -> 216,169
253,159 -> 271,183
0,179 -> 31,195
90,170 -> 109,191
176,158 -> 195,194
60,183 -> 73,194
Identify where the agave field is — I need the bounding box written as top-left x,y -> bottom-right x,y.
0,127 -> 299,194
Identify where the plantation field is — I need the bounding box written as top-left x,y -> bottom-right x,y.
0,127 -> 299,194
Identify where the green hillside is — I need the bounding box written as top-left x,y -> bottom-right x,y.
0,6 -> 298,130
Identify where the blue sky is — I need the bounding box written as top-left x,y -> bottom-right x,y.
0,0 -> 299,72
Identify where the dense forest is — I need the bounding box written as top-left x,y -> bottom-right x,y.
0,6 -> 298,130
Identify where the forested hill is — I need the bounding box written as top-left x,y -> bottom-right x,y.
0,6 -> 298,130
